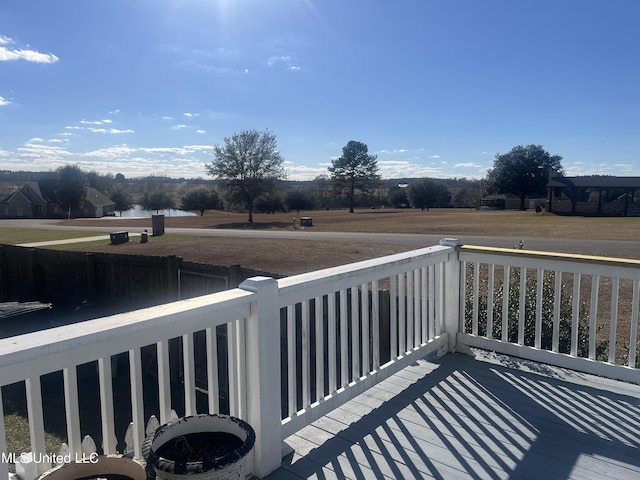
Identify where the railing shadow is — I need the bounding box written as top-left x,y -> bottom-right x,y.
269,352 -> 640,479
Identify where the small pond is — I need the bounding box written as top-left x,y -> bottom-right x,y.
119,205 -> 196,218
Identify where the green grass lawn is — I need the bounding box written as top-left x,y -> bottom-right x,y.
0,228 -> 105,245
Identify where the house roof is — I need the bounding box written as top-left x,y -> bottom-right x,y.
0,181 -> 53,205
548,175 -> 640,189
20,181 -> 49,203
83,187 -> 115,208
0,190 -> 21,205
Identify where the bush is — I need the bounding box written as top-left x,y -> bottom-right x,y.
464,266 -> 608,360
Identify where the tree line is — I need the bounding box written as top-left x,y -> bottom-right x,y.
3,129 -> 563,220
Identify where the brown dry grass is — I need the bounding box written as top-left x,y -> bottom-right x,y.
58,208 -> 640,276
60,235 -> 409,276
64,208 -> 640,239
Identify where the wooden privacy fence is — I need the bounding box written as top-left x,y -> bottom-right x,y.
0,244 -> 275,307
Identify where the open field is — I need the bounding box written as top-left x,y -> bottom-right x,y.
62,208 -> 640,240
50,208 -> 640,275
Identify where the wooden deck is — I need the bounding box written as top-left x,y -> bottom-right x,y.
267,350 -> 640,480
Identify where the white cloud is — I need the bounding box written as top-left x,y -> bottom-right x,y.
183,112 -> 200,117
140,147 -> 190,155
184,145 -> 214,151
377,160 -> 443,179
0,46 -> 59,63
17,140 -> 72,160
162,116 -> 174,120
378,148 -> 428,155
0,95 -> 9,106
83,145 -> 136,159
454,162 -> 482,168
284,164 -> 327,181
172,124 -> 187,130
429,155 -> 441,159
88,127 -> 134,134
0,35 -> 58,63
196,129 -> 206,134
268,56 -> 291,67
81,119 -> 112,125
267,55 -> 301,71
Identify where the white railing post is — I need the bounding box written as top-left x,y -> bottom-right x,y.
439,238 -> 462,354
239,276 -> 282,478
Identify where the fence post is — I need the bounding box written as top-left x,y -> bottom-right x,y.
239,276 -> 282,478
439,238 -> 462,354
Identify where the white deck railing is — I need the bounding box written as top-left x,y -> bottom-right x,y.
459,245 -> 640,384
1,241 -> 638,479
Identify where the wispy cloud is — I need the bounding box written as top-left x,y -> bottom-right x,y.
0,35 -> 59,63
0,96 -> 9,107
454,162 -> 482,168
87,128 -> 135,134
172,124 -> 187,130
267,55 -> 302,71
377,160 -> 443,179
378,148 -> 426,155
183,112 -> 200,117
17,140 -> 72,160
83,145 -> 136,159
267,55 -> 291,67
284,164 -> 327,181
81,119 -> 113,125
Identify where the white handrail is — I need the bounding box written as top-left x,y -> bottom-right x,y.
458,245 -> 640,384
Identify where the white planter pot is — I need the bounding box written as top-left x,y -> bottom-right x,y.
38,456 -> 146,480
142,414 -> 255,480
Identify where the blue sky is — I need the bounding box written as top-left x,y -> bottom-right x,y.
0,0 -> 638,181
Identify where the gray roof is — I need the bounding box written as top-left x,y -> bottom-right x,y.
83,187 -> 115,208
547,175 -> 640,189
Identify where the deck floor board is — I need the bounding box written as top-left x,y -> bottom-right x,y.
267,351 -> 640,480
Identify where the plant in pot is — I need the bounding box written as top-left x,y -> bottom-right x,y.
142,414 -> 255,480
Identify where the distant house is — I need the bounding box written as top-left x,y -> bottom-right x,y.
546,175 -> 640,216
481,194 -> 546,210
80,187 -> 116,218
0,181 -> 58,218
0,182 -> 115,219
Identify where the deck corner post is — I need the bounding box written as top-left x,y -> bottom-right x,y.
440,238 -> 462,354
239,276 -> 283,478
